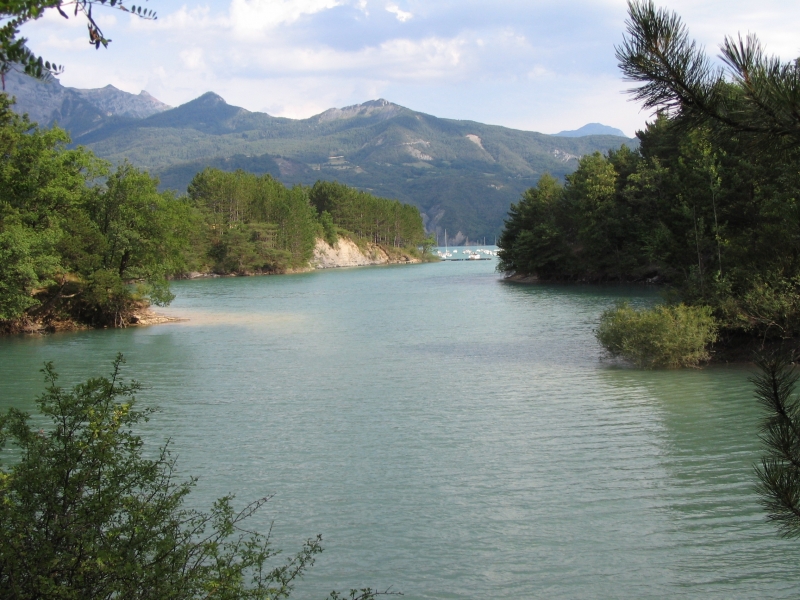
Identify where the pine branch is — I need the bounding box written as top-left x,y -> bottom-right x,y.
752,351 -> 800,537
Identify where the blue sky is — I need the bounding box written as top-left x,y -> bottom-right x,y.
19,0 -> 800,136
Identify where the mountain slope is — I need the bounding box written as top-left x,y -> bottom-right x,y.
4,71 -> 170,137
8,82 -> 636,242
555,123 -> 627,137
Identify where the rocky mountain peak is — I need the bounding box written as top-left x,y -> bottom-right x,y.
4,70 -> 170,128
315,98 -> 404,123
195,91 -> 228,105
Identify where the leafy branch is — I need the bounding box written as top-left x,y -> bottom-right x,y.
615,0 -> 800,149
0,0 -> 157,86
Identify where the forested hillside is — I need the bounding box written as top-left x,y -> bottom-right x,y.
6,77 -> 634,244
0,97 -> 427,333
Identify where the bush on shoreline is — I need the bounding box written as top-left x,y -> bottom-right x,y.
596,303 -> 718,368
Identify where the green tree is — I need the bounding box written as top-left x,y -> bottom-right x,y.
497,173 -> 568,278
81,163 -> 190,308
0,95 -> 196,330
320,210 -> 338,246
188,169 -> 318,273
308,180 -> 425,249
0,356 -> 386,599
596,302 -> 718,368
0,94 -> 99,322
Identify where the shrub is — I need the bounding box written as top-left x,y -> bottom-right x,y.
0,356 -> 384,600
596,303 -> 718,368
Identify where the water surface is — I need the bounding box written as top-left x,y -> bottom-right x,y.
1,257 -> 797,599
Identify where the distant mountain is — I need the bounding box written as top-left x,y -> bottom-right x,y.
555,123 -> 627,138
6,80 -> 636,243
3,71 -> 170,137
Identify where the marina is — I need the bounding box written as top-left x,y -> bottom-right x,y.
434,246 -> 498,261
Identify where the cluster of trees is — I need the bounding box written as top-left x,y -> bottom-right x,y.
308,180 -> 427,249
498,1 -> 800,345
0,95 -> 192,330
185,171 -> 428,276
187,168 -> 320,274
0,101 -> 428,332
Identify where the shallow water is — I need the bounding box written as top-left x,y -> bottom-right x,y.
1,256 -> 797,599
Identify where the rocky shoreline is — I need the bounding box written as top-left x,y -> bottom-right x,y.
1,306 -> 185,335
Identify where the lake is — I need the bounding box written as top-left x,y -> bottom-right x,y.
1,254 -> 798,599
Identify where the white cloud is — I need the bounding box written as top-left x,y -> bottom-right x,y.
526,66 -> 551,79
35,33 -> 92,52
180,48 -> 206,70
147,5 -> 214,32
229,0 -> 341,37
386,3 -> 413,22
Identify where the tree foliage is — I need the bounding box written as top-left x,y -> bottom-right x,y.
496,173 -> 568,278
616,0 -> 800,150
308,180 -> 426,249
0,355 -> 386,599
752,353 -> 800,538
187,168 -> 317,274
0,104 -> 429,331
183,170 -> 428,275
0,93 -> 191,330
498,116 -> 800,341
499,26 -> 800,345
498,1 -> 800,363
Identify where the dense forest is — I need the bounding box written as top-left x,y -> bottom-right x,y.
498,1 -> 800,353
498,115 -> 800,345
0,97 -> 428,333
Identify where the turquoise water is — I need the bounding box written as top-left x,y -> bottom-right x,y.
1,258 -> 798,598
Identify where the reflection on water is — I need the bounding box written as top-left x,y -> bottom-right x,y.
1,260 -> 797,599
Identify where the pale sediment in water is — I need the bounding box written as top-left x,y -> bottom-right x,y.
128,307 -> 186,327
153,309 -> 301,329
3,237 -> 420,335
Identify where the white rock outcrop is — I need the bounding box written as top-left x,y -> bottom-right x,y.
312,238 -> 419,269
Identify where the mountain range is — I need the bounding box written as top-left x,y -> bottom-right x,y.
5,72 -> 637,243
555,123 -> 627,137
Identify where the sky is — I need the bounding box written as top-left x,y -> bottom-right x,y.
18,0 -> 800,137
